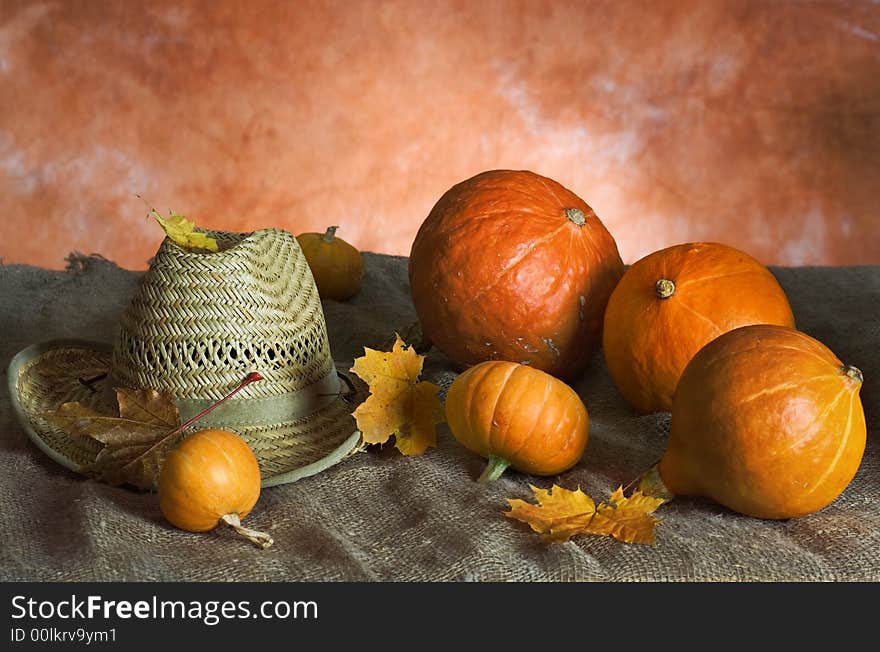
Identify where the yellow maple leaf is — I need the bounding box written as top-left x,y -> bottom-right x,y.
505,484 -> 665,545
349,334 -> 444,455
587,487 -> 666,545
150,209 -> 219,252
506,485 -> 597,543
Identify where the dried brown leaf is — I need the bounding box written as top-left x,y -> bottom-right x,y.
116,388 -> 179,429
46,388 -> 183,491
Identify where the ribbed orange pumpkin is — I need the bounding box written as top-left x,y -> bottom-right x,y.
642,325 -> 866,519
409,169 -> 624,381
603,242 -> 795,413
445,361 -> 589,481
159,429 -> 273,548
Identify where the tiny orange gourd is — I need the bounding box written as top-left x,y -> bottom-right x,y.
445,361 -> 589,481
641,324 -> 866,519
296,225 -> 364,300
158,428 -> 273,548
603,242 -> 795,413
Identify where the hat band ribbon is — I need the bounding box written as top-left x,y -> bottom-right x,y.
173,367 -> 344,429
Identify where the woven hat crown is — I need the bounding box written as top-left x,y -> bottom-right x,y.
111,228 -> 334,401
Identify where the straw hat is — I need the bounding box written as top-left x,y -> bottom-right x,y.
7,228 -> 362,488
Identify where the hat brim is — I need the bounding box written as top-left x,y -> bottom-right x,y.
7,339 -> 362,489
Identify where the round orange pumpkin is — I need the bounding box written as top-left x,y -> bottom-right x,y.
641,325 -> 866,519
297,225 -> 364,300
603,242 -> 795,413
445,361 -> 589,481
409,169 -> 624,381
159,428 -> 273,548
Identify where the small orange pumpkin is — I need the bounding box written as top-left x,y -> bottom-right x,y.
445,361 -> 589,481
297,225 -> 364,300
641,325 -> 866,519
409,169 -> 624,380
158,428 -> 273,548
603,242 -> 795,413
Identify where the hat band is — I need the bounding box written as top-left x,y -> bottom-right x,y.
173,367 -> 343,429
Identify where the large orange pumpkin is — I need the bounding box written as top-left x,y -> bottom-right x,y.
641,325 -> 866,519
409,169 -> 624,381
445,361 -> 589,481
602,242 -> 795,413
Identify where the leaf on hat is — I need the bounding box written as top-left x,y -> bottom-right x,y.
45,388 -> 184,491
505,484 -> 665,545
150,209 -> 219,252
44,373 -> 263,491
349,334 -> 444,456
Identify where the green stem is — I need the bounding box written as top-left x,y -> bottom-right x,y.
477,455 -> 510,482
322,225 -> 339,242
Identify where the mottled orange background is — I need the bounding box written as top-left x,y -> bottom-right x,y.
1,0 -> 879,270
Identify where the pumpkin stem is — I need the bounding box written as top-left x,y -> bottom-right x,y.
221,513 -> 274,549
564,208 -> 586,226
843,364 -> 863,384
655,279 -> 676,299
322,225 -> 339,242
637,465 -> 676,501
477,455 -> 510,482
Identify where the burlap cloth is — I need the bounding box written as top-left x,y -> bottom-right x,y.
1,253 -> 877,582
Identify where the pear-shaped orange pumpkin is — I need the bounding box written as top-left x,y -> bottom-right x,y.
642,325 -> 866,519
603,242 -> 795,413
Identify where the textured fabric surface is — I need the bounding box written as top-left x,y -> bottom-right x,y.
1,253 -> 878,581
